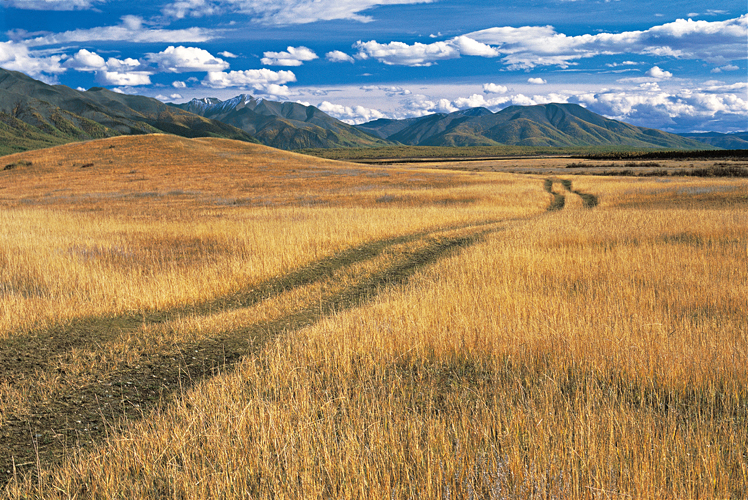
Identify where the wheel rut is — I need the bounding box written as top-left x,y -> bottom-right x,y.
1,176 -> 598,485
0,219 -> 505,486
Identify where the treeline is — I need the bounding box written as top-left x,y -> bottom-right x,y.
576,150 -> 748,161
565,165 -> 748,178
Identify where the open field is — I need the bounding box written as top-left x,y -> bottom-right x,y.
1,135 -> 747,498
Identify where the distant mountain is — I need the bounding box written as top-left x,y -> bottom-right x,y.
0,68 -> 257,155
171,95 -> 390,150
356,103 -> 712,150
678,132 -> 748,150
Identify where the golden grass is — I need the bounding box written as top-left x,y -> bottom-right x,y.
1,136 -> 746,498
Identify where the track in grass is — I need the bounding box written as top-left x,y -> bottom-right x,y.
560,178 -> 599,208
0,219 -> 507,486
0,178 -> 592,485
543,178 -> 565,211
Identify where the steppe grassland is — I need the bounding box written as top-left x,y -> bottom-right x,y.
0,135 -> 541,336
11,191 -> 748,495
2,137 -> 747,498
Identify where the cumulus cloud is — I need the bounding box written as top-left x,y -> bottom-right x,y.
354,36 -> 498,66
202,69 -> 297,95
326,50 -> 355,63
96,71 -> 152,86
261,46 -> 318,66
572,84 -> 748,132
147,46 -> 229,73
483,83 -> 508,94
645,66 -> 672,79
528,77 -> 547,85
318,101 -> 386,124
466,14 -> 748,69
3,0 -> 104,10
173,80 -> 188,88
0,41 -> 64,81
161,0 -> 435,25
60,48 -> 153,86
63,48 -> 106,71
219,51 -> 238,58
22,15 -> 215,47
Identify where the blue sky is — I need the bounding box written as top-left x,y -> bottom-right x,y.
1,0 -> 746,133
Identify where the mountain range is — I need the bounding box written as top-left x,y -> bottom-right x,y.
0,68 -> 256,155
0,66 -> 737,156
171,95 -> 389,150
677,132 -> 748,150
355,104 -> 709,150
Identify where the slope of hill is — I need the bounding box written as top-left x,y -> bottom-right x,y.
678,132 -> 748,150
0,68 -> 257,155
0,134 -> 474,211
357,103 -> 713,150
171,95 -> 391,150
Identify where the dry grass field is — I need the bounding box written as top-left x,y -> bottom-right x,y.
0,135 -> 746,498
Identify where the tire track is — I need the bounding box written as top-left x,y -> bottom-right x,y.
544,178 -> 565,211
560,178 -> 599,208
0,220 -> 505,486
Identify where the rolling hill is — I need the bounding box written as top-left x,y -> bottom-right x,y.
356,103 -> 712,150
0,68 -> 257,155
677,132 -> 748,150
171,95 -> 391,150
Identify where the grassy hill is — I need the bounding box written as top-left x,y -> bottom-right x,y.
0,68 -> 257,156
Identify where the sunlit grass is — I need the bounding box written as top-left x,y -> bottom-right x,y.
1,136 -> 746,498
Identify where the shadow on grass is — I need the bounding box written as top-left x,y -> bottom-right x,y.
0,222 -> 498,486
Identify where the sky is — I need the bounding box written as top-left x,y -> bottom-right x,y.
0,0 -> 746,133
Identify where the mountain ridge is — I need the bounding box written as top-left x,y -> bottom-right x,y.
357,103 -> 712,150
170,95 -> 391,150
0,67 -> 729,156
0,68 -> 257,155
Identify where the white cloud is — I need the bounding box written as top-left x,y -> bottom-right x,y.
96,71 -> 152,86
155,93 -> 185,101
219,51 -> 238,58
711,64 -> 740,73
162,0 -> 221,19
483,83 -> 508,94
645,66 -> 672,79
147,46 -> 229,73
173,80 -> 187,88
261,46 -> 318,66
61,48 -> 156,87
572,85 -> 748,132
2,0 -> 104,10
318,101 -> 386,124
326,50 -> 355,63
606,61 -> 641,68
202,69 -> 297,94
161,0 -> 435,25
453,94 -> 493,109
361,85 -> 412,96
64,49 -> 106,71
528,77 -> 547,85
23,16 -> 215,47
354,36 -> 498,67
450,36 -> 501,57
467,14 -> 748,69
0,41 -> 65,81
